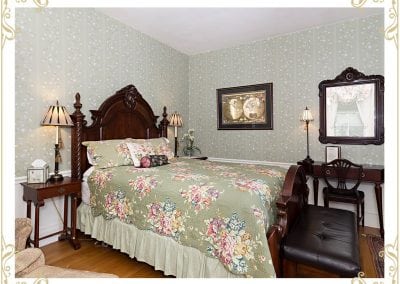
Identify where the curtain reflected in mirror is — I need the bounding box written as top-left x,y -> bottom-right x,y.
326,83 -> 375,137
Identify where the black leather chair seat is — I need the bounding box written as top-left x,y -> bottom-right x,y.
283,205 -> 361,277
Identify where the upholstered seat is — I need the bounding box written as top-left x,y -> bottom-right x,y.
15,218 -> 118,278
282,205 -> 361,277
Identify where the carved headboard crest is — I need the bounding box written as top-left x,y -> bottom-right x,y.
120,84 -> 140,110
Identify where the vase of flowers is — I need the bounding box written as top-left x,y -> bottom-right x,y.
181,129 -> 201,157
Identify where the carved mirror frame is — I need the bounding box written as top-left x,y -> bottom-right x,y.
319,67 -> 384,145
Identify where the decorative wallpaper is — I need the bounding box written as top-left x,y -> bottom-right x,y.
15,8 -> 189,176
15,10 -> 384,176
188,15 -> 384,165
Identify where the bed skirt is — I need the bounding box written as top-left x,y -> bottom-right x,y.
77,203 -> 241,278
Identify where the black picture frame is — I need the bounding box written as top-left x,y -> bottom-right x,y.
217,83 -> 273,130
319,67 -> 384,145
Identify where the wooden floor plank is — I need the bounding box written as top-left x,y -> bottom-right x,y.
40,227 -> 381,278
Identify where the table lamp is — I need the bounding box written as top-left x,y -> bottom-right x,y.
169,112 -> 183,157
41,101 -> 74,181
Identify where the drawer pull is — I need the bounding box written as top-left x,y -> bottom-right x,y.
325,169 -> 331,175
361,173 -> 365,178
58,187 -> 65,194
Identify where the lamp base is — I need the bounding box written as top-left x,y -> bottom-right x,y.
301,156 -> 314,164
48,173 -> 64,182
299,156 -> 314,173
174,136 -> 179,157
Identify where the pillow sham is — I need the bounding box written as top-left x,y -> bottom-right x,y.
82,139 -> 133,168
126,142 -> 156,167
129,137 -> 174,160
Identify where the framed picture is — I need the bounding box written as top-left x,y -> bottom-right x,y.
325,146 -> 341,163
27,166 -> 49,184
217,83 -> 273,130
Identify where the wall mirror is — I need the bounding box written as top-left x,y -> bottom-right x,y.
319,67 -> 384,145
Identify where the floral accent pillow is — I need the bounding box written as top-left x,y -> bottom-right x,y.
82,139 -> 133,168
129,137 -> 174,160
126,142 -> 156,167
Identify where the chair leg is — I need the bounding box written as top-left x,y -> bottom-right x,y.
356,203 -> 360,227
361,201 -> 365,227
323,196 -> 329,208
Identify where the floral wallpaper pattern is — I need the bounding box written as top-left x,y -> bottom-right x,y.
188,14 -> 384,165
15,9 -> 384,176
15,8 -> 189,176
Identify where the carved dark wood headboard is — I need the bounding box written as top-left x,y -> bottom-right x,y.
70,84 -> 169,179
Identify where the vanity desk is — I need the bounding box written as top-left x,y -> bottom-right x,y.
298,160 -> 384,238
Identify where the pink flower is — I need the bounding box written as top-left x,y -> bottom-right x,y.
148,203 -> 161,217
207,218 -> 224,237
160,215 -> 172,235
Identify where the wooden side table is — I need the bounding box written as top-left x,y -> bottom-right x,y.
21,177 -> 81,249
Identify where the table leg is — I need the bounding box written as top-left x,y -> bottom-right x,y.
59,195 -> 69,241
26,200 -> 32,247
26,200 -> 31,218
374,182 -> 384,239
33,203 -> 41,248
313,176 -> 319,205
70,194 -> 81,250
64,195 -> 68,232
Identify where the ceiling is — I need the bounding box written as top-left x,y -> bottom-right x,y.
97,8 -> 383,55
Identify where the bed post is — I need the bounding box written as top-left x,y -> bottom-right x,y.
71,93 -> 85,179
159,106 -> 169,138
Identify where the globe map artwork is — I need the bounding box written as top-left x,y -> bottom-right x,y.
222,91 -> 266,124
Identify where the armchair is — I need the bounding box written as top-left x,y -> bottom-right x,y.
15,218 -> 117,278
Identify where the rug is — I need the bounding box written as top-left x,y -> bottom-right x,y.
367,234 -> 384,278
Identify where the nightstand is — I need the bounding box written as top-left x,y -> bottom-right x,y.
21,177 -> 81,249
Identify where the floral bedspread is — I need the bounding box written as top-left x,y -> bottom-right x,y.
88,158 -> 287,277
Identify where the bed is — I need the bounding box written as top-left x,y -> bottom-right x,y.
71,84 -> 308,278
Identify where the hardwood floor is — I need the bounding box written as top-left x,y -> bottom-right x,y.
41,227 -> 381,278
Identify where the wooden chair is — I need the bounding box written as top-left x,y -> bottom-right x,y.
322,159 -> 365,226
